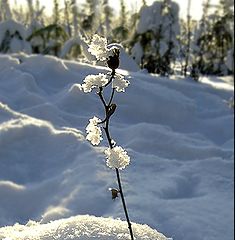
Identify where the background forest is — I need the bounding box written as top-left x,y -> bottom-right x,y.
0,0 -> 234,78
0,1 -> 235,239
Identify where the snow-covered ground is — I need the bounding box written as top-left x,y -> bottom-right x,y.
0,53 -> 234,240
0,215 -> 167,240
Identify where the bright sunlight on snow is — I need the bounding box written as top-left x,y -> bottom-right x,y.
0,52 -> 234,240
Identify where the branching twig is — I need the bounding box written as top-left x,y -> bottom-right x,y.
98,70 -> 134,240
83,38 -> 133,239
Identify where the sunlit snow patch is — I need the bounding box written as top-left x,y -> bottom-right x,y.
0,215 -> 169,240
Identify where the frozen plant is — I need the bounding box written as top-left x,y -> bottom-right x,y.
81,34 -> 134,240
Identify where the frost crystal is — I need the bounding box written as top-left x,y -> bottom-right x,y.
112,74 -> 130,92
82,73 -> 108,93
86,116 -> 102,145
105,146 -> 130,170
88,34 -> 108,61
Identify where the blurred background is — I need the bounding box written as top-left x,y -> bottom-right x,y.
0,0 -> 234,77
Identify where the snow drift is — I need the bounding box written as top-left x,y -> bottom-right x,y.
0,214 -> 168,240
0,53 -> 234,240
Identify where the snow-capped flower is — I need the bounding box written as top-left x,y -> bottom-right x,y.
105,146 -> 130,170
86,116 -> 102,145
112,74 -> 130,92
81,73 -> 108,93
88,34 -> 108,61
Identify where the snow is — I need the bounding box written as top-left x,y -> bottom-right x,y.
0,215 -> 167,240
0,20 -> 32,54
131,42 -> 143,65
0,53 -> 234,240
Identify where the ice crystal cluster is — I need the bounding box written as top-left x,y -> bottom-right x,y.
88,34 -> 108,61
86,116 -> 102,146
81,73 -> 129,94
88,34 -> 121,61
81,34 -> 130,170
105,146 -> 130,170
112,74 -> 130,92
81,73 -> 108,93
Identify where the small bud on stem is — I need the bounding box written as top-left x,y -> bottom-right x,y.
109,188 -> 120,200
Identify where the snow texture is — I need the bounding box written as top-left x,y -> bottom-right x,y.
81,73 -> 108,92
86,116 -> 103,145
105,146 -> 130,170
0,215 -> 168,240
0,53 -> 234,240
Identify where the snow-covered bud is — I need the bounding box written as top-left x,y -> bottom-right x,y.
109,188 -> 119,200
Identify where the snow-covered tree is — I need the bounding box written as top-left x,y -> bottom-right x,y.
190,0 -> 234,76
101,0 -> 113,37
130,0 -> 180,75
0,0 -> 12,21
71,0 -> 79,37
81,0 -> 100,34
0,19 -> 32,53
183,0 -> 192,76
64,0 -> 72,37
112,0 -> 129,43
27,23 -> 68,56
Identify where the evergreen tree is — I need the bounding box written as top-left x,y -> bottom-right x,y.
53,0 -> 60,25
0,0 -> 12,21
26,0 -> 34,23
64,0 -> 72,37
191,0 -> 234,76
72,0 -> 79,36
183,0 -> 192,76
112,0 -> 128,42
81,0 -> 99,34
130,0 -> 180,75
102,0 -> 113,37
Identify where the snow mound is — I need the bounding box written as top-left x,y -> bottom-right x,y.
0,215 -> 168,240
0,54 -> 234,240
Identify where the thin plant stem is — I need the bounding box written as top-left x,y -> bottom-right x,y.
97,70 -> 134,240
108,88 -> 115,106
116,168 -> 134,240
98,87 -> 107,109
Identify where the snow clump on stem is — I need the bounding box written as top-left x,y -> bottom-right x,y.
105,146 -> 130,170
112,73 -> 130,92
88,34 -> 108,61
86,116 -> 102,145
81,73 -> 108,93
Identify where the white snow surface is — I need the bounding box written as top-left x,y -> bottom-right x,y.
0,215 -> 167,240
0,53 -> 234,240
